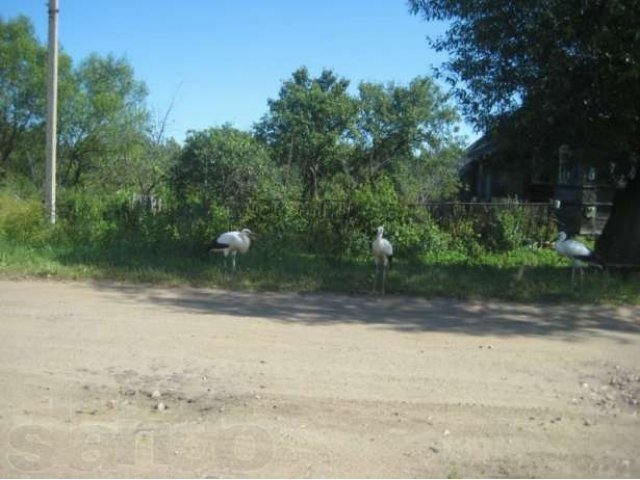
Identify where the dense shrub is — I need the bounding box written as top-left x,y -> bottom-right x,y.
481,201 -> 556,252
239,196 -> 306,259
171,126 -> 281,215
442,214 -> 484,258
0,189 -> 51,245
55,189 -> 127,245
1,181 -> 557,265
348,176 -> 423,256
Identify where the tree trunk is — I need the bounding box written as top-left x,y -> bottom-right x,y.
595,173 -> 640,265
305,163 -> 319,201
0,123 -> 20,174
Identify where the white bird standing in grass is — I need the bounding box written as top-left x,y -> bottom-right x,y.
372,225 -> 393,294
554,231 -> 603,285
207,228 -> 255,273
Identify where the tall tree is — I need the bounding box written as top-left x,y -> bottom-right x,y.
172,125 -> 279,212
0,16 -> 47,176
352,77 -> 464,199
409,0 -> 640,264
123,107 -> 181,197
255,67 -> 357,200
57,54 -> 149,187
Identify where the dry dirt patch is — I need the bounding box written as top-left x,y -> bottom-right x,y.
1,279 -> 639,477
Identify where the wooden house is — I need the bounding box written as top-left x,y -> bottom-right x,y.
461,136 -> 613,236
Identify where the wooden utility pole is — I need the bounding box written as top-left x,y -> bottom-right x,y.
45,0 -> 59,224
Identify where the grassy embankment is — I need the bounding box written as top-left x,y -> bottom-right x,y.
1,238 -> 637,304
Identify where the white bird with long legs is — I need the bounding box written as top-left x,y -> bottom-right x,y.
554,231 -> 603,285
372,225 -> 393,294
207,228 -> 255,273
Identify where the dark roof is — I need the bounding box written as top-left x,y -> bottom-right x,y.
463,135 -> 499,166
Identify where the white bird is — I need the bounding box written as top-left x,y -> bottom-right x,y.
372,225 -> 393,294
554,231 -> 603,285
207,228 -> 255,273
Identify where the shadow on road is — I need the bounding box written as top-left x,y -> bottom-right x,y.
90,282 -> 640,341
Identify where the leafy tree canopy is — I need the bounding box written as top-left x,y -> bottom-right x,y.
0,15 -> 167,194
408,0 -> 640,162
172,125 -> 281,211
0,16 -> 48,174
255,67 -> 357,200
352,77 -> 463,198
256,66 -> 464,202
58,53 -> 150,188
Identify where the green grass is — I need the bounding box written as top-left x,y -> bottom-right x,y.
1,238 -> 638,304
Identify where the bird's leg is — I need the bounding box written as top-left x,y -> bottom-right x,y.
382,264 -> 387,295
372,263 -> 379,294
604,265 -> 611,285
231,254 -> 237,274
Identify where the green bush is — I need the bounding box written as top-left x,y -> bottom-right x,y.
445,215 -> 484,257
1,178 -> 558,270
55,189 -> 125,245
0,189 -> 51,245
417,216 -> 453,260
482,202 -> 556,252
149,200 -> 230,253
348,176 -> 424,256
240,196 -> 306,255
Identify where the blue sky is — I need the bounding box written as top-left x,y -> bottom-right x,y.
3,0 -> 478,144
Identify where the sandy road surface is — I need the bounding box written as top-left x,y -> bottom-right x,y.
0,279 -> 639,478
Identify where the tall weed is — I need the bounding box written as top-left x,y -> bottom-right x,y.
0,189 -> 51,245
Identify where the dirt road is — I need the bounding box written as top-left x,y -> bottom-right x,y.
1,279 -> 639,478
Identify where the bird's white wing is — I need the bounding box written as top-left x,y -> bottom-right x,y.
561,239 -> 592,257
217,230 -> 251,253
217,231 -> 242,248
373,238 -> 393,256
381,238 -> 393,256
